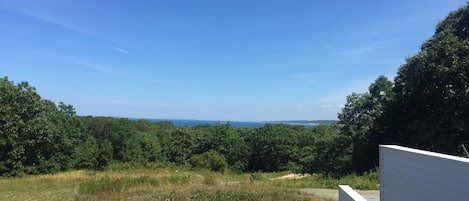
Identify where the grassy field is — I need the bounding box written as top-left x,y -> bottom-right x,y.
273,169 -> 380,190
0,165 -> 378,201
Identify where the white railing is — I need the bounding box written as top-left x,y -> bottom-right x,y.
379,145 -> 469,201
338,185 -> 367,201
338,145 -> 469,201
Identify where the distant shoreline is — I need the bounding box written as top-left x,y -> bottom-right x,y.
129,118 -> 337,128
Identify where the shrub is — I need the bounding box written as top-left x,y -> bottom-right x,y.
191,150 -> 228,172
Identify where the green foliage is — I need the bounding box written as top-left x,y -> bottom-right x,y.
2,76 -> 351,176
193,124 -> 251,171
337,3 -> 469,173
297,124 -> 352,176
388,4 -> 469,154
247,124 -> 301,172
168,127 -> 196,165
83,117 -> 136,161
73,136 -> 99,169
0,77 -> 86,176
96,140 -> 113,168
191,150 -> 228,172
0,76 -> 346,176
338,76 -> 394,172
121,131 -> 163,164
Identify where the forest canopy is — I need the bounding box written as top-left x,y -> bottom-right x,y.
0,78 -> 345,176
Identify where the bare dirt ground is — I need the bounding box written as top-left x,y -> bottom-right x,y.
270,173 -> 310,180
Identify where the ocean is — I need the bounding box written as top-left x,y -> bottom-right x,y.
143,119 -> 317,128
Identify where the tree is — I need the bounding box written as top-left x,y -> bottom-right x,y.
0,77 -> 85,175
192,124 -> 250,171
0,78 -> 42,175
121,131 -> 163,164
338,76 -> 393,172
74,136 -> 99,169
297,124 -> 352,176
168,127 -> 196,165
247,124 -> 299,172
389,4 -> 469,154
83,117 -> 135,161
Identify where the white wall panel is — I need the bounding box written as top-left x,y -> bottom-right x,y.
380,145 -> 469,201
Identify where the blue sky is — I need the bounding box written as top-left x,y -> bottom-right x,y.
1,0 -> 466,121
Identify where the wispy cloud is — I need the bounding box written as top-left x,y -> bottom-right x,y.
48,54 -> 116,73
11,7 -> 95,38
114,47 -> 131,54
46,53 -> 166,83
5,5 -> 132,56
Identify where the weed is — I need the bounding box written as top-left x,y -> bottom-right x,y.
249,172 -> 265,181
159,173 -> 192,185
79,177 -> 124,194
203,174 -> 217,185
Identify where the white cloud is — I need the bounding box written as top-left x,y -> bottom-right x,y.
46,53 -> 168,83
6,5 -> 132,57
322,104 -> 332,108
114,47 -> 130,54
11,7 -> 94,37
49,54 -> 116,73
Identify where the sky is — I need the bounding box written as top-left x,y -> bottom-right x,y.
0,0 -> 466,121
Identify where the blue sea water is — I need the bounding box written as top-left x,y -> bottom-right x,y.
143,119 -> 316,128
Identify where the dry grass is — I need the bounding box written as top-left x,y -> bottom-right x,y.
0,168 -> 332,201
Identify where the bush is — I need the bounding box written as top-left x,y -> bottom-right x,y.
191,150 -> 228,172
